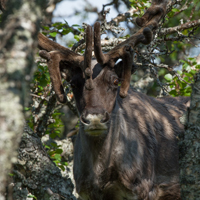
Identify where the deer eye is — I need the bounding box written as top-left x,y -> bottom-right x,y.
113,78 -> 119,86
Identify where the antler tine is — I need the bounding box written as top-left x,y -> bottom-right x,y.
136,0 -> 167,27
84,25 -> 93,90
84,25 -> 93,74
38,33 -> 83,62
94,22 -> 108,65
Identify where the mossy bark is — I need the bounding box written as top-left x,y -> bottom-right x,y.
0,0 -> 45,199
179,71 -> 200,199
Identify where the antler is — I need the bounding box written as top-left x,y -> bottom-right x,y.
38,0 -> 167,102
83,25 -> 93,90
136,0 -> 168,27
93,0 -> 167,97
38,25 -> 94,103
38,33 -> 84,103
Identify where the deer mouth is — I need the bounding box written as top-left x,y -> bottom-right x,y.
84,123 -> 108,136
85,129 -> 107,136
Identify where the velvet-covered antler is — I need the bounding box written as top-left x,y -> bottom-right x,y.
38,0 -> 167,102
93,0 -> 167,97
83,25 -> 93,90
38,33 -> 84,103
38,25 -> 94,103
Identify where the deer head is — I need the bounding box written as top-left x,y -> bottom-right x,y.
38,0 -> 167,136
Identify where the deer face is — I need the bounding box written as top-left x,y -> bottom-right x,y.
70,61 -> 119,135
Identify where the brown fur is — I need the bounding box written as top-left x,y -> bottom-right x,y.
73,82 -> 189,200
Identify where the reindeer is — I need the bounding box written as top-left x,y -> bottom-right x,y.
38,0 -> 190,199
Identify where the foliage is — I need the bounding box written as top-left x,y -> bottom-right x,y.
42,21 -> 84,45
165,58 -> 199,96
129,0 -> 151,16
26,62 -> 68,171
128,0 -> 200,96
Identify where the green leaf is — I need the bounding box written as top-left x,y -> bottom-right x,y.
50,132 -> 58,139
169,90 -> 178,97
164,73 -> 173,81
183,63 -> 191,71
180,59 -> 186,64
9,173 -> 14,177
190,70 -> 197,75
49,32 -> 57,37
54,154 -> 61,161
74,35 -> 80,41
50,142 -> 58,148
185,72 -> 193,78
48,150 -> 56,156
196,64 -> 200,69
58,164 -> 65,171
43,26 -> 50,30
72,24 -> 80,27
144,2 -> 151,7
44,145 -> 50,149
183,76 -> 189,82
55,149 -> 63,154
39,75 -> 48,87
177,70 -> 182,75
188,57 -> 196,62
62,28 -> 72,35
172,8 -> 180,12
27,194 -> 37,199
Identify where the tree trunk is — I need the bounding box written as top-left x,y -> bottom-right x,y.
179,70 -> 200,199
0,0 -> 45,199
12,124 -> 76,200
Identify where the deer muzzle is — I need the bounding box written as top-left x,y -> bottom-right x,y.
80,111 -> 109,136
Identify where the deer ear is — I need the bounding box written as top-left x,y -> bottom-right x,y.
60,63 -> 73,82
114,61 -> 138,79
114,61 -> 123,78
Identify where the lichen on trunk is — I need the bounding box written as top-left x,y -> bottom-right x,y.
12,125 -> 76,200
179,71 -> 200,199
0,0 -> 46,199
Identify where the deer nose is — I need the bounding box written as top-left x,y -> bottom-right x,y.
80,112 -> 90,125
80,111 -> 110,126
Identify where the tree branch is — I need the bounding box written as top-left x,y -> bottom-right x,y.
160,19 -> 200,36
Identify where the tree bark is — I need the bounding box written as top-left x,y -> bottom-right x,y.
0,0 -> 45,199
0,1 -> 78,199
179,70 -> 200,199
12,124 -> 76,200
